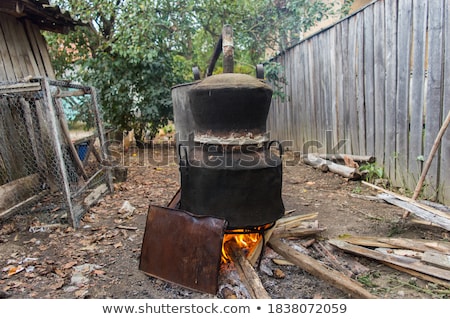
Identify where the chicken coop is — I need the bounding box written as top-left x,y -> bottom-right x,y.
0,78 -> 113,228
0,1 -> 113,228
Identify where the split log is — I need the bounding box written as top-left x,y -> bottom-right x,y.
227,241 -> 271,299
317,153 -> 375,164
269,238 -> 377,299
329,239 -> 450,281
377,193 -> 450,231
303,154 -> 361,180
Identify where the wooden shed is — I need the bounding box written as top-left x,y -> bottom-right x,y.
0,0 -> 84,81
0,1 -> 111,228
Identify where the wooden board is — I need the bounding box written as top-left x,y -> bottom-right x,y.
329,239 -> 450,281
421,251 -> 450,270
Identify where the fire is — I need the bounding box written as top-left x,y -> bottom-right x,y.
221,224 -> 272,263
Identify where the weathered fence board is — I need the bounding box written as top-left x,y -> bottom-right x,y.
267,0 -> 450,205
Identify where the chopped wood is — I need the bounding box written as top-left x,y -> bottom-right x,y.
329,239 -> 450,281
339,236 -> 399,249
303,154 -> 361,180
382,262 -> 450,289
362,181 -> 450,219
314,241 -> 370,277
375,248 -> 423,259
271,226 -> 327,239
269,238 -> 377,299
377,193 -> 450,231
340,235 -> 450,255
317,153 -> 375,163
377,238 -> 450,255
247,223 -> 276,266
312,241 -> 354,277
272,258 -> 295,266
228,241 -> 271,299
421,251 -> 450,270
302,154 -> 329,172
275,212 -> 318,228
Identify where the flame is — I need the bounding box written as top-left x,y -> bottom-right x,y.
221,224 -> 272,263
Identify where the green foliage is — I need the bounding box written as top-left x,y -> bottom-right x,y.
359,162 -> 384,183
45,0 -> 337,139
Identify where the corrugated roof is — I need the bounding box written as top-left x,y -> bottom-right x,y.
0,0 -> 86,33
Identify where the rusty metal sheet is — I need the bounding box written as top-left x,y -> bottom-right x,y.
139,205 -> 227,295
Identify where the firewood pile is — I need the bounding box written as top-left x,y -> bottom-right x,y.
217,211 -> 450,299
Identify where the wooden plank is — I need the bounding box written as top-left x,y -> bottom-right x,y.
341,20 -> 351,154
423,0 -> 445,200
24,20 -> 46,76
421,251 -> 450,270
334,24 -> 345,150
269,238 -> 377,299
312,38 -> 323,147
363,6 -> 375,157
4,17 -> 32,79
407,0 -> 428,191
373,1 -> 386,169
384,262 -> 450,289
347,16 -> 359,155
384,0 -> 398,182
328,27 -> 338,148
329,239 -> 450,281
31,22 -> 55,79
355,13 -> 366,156
439,2 -> 450,205
0,82 -> 41,93
362,180 -> 450,218
0,173 -> 40,212
378,193 -> 450,231
395,0 -> 412,186
0,19 -> 11,82
0,15 -> 22,81
15,19 -> 40,76
307,40 -> 317,147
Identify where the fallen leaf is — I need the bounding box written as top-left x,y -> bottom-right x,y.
7,266 -> 25,277
49,279 -> 65,290
63,261 -> 78,269
114,242 -> 123,248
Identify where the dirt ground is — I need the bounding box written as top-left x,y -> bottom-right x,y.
1,144 -> 449,299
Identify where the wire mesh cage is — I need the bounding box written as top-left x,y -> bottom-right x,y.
0,78 -> 113,228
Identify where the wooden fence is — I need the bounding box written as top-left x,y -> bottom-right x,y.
267,0 -> 450,205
